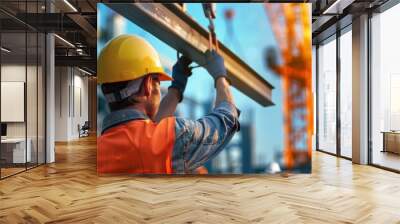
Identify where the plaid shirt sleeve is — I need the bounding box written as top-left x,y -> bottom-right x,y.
171,101 -> 240,173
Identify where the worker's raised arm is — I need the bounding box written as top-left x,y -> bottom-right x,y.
204,50 -> 234,106
215,77 -> 234,106
155,56 -> 192,122
171,50 -> 240,173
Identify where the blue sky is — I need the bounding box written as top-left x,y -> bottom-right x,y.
98,3 -> 284,166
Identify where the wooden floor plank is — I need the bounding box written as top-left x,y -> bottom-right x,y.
0,136 -> 399,223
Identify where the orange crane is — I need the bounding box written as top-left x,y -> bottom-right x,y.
264,3 -> 313,170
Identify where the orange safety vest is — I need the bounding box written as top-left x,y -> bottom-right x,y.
97,117 -> 176,174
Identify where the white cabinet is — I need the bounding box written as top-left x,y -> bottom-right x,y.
1,138 -> 32,163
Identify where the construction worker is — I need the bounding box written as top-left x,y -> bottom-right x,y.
97,34 -> 240,174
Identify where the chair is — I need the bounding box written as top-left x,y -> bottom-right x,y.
79,121 -> 90,138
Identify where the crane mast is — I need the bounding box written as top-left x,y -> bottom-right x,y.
265,3 -> 313,170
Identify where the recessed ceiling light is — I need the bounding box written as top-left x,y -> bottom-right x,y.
63,0 -> 78,12
54,34 -> 75,48
1,47 -> 11,53
78,67 -> 93,76
322,0 -> 355,15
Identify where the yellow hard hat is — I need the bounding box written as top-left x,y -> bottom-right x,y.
98,34 -> 172,84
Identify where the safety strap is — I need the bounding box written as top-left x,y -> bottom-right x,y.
104,78 -> 144,103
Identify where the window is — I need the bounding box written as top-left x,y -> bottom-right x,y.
371,3 -> 400,171
0,1 -> 46,179
317,36 -> 337,154
339,28 -> 352,158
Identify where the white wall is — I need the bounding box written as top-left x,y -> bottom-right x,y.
70,72 -> 89,138
54,67 -> 89,141
1,65 -> 36,138
55,67 -> 69,141
1,63 -> 46,164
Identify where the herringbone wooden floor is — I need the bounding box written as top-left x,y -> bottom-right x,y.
1,136 -> 400,224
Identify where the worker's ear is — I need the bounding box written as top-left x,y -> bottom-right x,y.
142,75 -> 152,97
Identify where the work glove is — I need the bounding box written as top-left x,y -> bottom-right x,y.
169,56 -> 192,102
204,50 -> 228,84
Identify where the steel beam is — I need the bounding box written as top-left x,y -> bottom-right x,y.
322,0 -> 355,14
67,13 -> 97,46
106,3 -> 274,107
67,14 -> 96,36
1,13 -> 86,32
312,15 -> 334,33
55,55 -> 96,70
